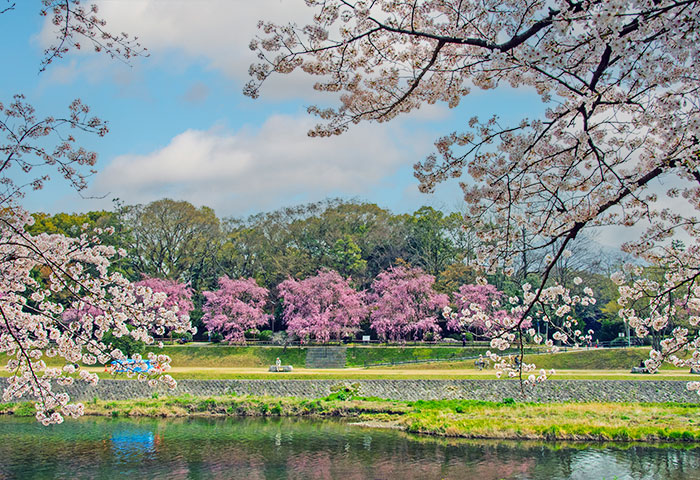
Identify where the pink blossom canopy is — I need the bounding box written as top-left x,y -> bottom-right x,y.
134,276 -> 194,322
278,269 -> 367,343
202,276 -> 271,344
369,266 -> 448,342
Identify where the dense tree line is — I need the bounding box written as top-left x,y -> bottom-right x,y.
28,197 -> 629,342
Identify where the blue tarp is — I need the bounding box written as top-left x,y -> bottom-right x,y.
110,359 -> 155,373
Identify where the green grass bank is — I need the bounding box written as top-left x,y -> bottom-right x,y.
146,344 -> 497,368
2,393 -> 698,443
146,344 -> 656,370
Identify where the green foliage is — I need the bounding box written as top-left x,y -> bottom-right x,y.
145,344 -> 526,369
216,199 -> 480,294
102,332 -> 146,357
146,345 -> 308,368
172,331 -> 194,343
599,317 -> 625,342
522,347 -> 652,370
330,235 -> 367,277
444,332 -> 474,342
434,262 -> 478,293
404,206 -> 459,279
6,394 -> 697,442
258,330 -> 273,342
344,346 -> 492,366
208,332 -> 224,343
121,199 -> 221,284
244,329 -> 260,340
197,399 -> 217,411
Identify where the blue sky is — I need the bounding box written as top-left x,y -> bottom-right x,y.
3,0 -> 547,220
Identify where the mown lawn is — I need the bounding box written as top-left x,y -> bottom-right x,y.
153,344 -> 501,368
2,345 -> 694,381
151,344 -> 666,371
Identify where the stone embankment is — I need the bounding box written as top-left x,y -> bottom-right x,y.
2,378 -> 697,403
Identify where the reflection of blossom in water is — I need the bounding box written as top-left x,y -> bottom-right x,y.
363,435 -> 372,451
287,452 -> 333,479
367,445 -> 537,480
275,432 -> 281,447
466,451 -> 536,479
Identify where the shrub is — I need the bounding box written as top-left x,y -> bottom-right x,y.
173,331 -> 193,343
259,330 -> 273,342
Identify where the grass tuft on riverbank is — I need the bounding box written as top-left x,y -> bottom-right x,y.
2,392 -> 698,443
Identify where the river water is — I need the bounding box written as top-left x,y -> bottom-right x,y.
0,416 -> 698,479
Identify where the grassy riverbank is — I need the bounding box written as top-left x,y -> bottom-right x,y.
0,345 -> 667,372
3,345 -> 696,381
151,344 -> 497,368
2,393 -> 698,443
145,344 -> 658,370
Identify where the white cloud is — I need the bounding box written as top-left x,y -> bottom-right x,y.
92,114 -> 428,215
38,0 -> 325,98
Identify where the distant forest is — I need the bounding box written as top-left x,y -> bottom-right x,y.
27,198 -> 627,342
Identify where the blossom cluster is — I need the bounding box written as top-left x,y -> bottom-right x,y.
444,277 -> 595,381
279,269 -> 367,343
0,2 -> 192,424
0,208 -> 193,424
613,249 -> 700,383
39,0 -> 147,72
202,276 -> 271,343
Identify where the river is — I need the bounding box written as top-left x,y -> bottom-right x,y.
0,416 -> 698,479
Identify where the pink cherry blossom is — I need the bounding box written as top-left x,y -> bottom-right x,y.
369,266 -> 448,342
278,269 -> 367,343
202,276 -> 271,344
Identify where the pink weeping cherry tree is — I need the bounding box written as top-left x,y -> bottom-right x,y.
202,276 -> 271,344
278,269 -> 367,343
369,266 -> 449,342
445,284 -> 526,339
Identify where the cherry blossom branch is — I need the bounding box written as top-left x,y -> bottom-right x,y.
39,0 -> 147,72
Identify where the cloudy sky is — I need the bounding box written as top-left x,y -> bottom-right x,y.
2,0 -> 545,219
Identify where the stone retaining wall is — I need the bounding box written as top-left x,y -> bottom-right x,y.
2,378 -> 698,403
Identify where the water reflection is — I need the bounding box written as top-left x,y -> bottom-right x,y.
0,416 -> 698,479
